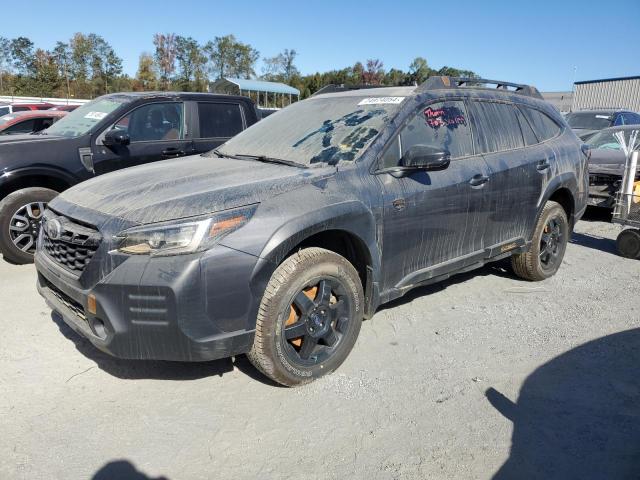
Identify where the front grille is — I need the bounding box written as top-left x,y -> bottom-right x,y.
42,214 -> 101,274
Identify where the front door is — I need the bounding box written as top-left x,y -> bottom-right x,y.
92,101 -> 193,175
376,99 -> 492,291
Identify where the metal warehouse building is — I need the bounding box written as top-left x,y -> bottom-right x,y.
572,76 -> 640,111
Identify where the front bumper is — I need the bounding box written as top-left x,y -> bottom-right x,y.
588,174 -> 620,209
35,243 -> 266,362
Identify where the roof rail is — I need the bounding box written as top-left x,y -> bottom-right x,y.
417,76 -> 543,99
311,84 -> 395,96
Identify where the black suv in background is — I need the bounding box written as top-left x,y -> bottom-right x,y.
565,109 -> 640,141
0,92 -> 258,264
36,77 -> 588,386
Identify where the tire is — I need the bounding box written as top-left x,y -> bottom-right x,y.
616,229 -> 640,259
511,201 -> 569,281
248,247 -> 364,387
0,187 -> 59,264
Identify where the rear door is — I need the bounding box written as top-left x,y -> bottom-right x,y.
469,100 -> 559,250
92,101 -> 192,175
191,101 -> 246,154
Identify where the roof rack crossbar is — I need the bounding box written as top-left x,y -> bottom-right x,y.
417,76 -> 543,99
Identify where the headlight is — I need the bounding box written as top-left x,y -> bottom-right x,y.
116,205 -> 256,256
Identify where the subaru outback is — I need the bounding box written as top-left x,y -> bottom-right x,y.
35,76 -> 589,386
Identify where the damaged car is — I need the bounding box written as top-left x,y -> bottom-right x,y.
587,126 -> 640,208
35,76 -> 588,386
0,92 -> 258,264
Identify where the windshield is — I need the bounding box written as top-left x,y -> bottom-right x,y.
217,96 -> 404,166
589,129 -> 639,150
45,97 -> 130,137
0,106 -> 9,116
566,112 -> 612,130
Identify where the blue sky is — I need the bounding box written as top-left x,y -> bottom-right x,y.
5,0 -> 639,91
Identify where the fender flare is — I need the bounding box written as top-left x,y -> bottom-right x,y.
0,166 -> 79,195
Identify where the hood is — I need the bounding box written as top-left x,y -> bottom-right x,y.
55,154 -> 334,224
572,128 -> 598,141
0,133 -> 62,145
588,149 -> 627,176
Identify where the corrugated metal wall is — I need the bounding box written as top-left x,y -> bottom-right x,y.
573,78 -> 640,111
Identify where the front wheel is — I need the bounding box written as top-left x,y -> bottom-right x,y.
511,200 -> 569,281
0,187 -> 59,264
248,247 -> 364,387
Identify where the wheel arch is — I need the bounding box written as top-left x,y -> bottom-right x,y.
0,167 -> 77,201
538,173 -> 578,231
251,202 -> 380,319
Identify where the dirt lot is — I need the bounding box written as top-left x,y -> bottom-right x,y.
1,210 -> 638,480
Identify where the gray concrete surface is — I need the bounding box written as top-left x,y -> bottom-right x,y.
1,211 -> 639,480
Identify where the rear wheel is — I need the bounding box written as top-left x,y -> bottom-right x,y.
0,187 -> 58,264
248,247 -> 364,387
616,229 -> 640,259
512,201 -> 569,281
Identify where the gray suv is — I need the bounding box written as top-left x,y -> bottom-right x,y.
35,76 -> 589,386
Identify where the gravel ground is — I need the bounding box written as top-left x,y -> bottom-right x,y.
1,210 -> 639,480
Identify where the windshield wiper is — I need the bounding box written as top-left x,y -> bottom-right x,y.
212,149 -> 306,168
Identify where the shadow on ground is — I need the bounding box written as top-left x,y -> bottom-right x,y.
570,231 -> 618,255
487,328 -> 640,480
51,312 -> 280,386
92,460 -> 168,480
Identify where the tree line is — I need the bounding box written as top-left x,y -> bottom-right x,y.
0,33 -> 479,101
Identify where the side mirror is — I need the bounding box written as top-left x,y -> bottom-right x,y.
400,145 -> 451,171
103,129 -> 130,147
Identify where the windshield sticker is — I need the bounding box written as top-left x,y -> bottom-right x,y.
358,97 -> 405,106
595,115 -> 611,119
424,106 -> 466,129
84,111 -> 108,120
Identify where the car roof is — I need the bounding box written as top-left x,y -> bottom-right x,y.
3,110 -> 67,119
570,109 -> 629,115
102,91 -> 252,103
597,124 -> 640,133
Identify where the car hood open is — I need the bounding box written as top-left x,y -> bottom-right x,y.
55,153 -> 333,225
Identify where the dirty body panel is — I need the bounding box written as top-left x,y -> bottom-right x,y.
36,81 -> 587,362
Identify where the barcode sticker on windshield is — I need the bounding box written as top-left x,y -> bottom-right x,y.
84,111 -> 108,120
358,97 -> 405,105
595,115 -> 611,119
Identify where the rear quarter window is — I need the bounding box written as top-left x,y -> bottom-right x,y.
519,106 -> 562,141
197,102 -> 244,138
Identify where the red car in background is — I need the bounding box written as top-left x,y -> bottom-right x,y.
0,102 -> 55,116
0,110 -> 67,135
48,104 -> 81,112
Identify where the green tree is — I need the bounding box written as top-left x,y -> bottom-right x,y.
153,33 -> 177,90
175,36 -> 207,91
262,48 -> 299,82
0,36 -> 11,93
408,57 -> 430,84
10,37 -> 35,75
135,52 -> 158,90
204,34 -> 259,80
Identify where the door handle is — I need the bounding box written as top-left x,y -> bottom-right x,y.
162,148 -> 184,157
469,174 -> 490,187
536,160 -> 551,171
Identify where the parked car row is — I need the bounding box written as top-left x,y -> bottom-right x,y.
0,77 -> 590,386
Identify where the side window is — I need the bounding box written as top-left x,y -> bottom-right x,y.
399,100 -> 473,160
468,101 -> 525,153
12,106 -> 29,112
613,114 -> 625,126
2,119 -> 36,134
197,102 -> 243,139
518,106 -> 561,141
113,102 -> 184,142
622,113 -> 640,126
515,107 -> 539,145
